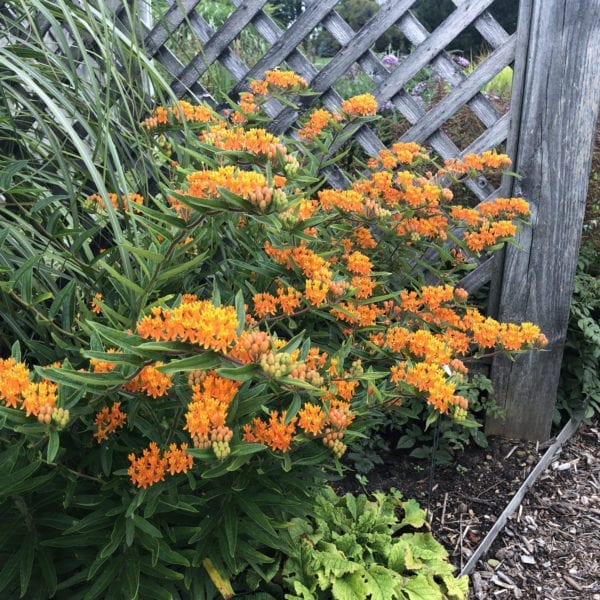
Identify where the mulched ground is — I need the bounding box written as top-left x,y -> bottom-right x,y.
338,417 -> 599,599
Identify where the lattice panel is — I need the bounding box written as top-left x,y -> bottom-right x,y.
115,0 -> 517,203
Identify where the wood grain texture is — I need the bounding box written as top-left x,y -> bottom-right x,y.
488,0 -> 600,440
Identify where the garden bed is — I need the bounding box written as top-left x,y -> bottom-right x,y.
338,417 -> 600,599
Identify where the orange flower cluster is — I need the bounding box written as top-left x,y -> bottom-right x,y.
341,94 -> 378,117
142,100 -> 216,129
345,251 -> 372,275
123,363 -> 173,399
298,108 -> 340,141
187,165 -> 269,201
137,299 -> 239,353
391,362 -> 461,414
94,402 -> 127,442
90,292 -> 103,314
463,220 -> 517,252
87,192 -> 144,212
367,142 -> 427,170
200,123 -> 288,161
443,151 -> 512,175
184,371 -> 240,453
249,69 -> 308,96
242,410 -> 297,452
0,358 -> 57,418
128,442 -> 193,488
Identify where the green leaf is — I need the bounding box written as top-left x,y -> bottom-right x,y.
222,503 -> 238,558
38,548 -> 57,597
46,429 -> 60,463
216,363 -> 258,382
122,550 -> 141,600
18,541 -> 34,599
441,574 -> 469,600
83,559 -> 122,600
0,550 -> 19,595
156,353 -> 221,373
155,251 -> 209,283
132,515 -> 163,539
100,518 -> 125,559
99,260 -> 146,295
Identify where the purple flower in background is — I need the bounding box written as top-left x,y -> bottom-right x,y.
411,81 -> 427,96
382,54 -> 399,67
379,100 -> 394,112
456,56 -> 470,68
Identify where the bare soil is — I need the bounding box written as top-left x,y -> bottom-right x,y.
339,418 -> 600,599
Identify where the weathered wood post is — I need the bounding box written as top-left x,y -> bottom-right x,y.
487,0 -> 600,440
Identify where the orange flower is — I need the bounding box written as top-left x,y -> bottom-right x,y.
90,292 -> 103,314
20,380 -> 57,417
163,443 -> 194,476
341,94 -> 378,117
243,410 -> 297,452
277,286 -> 302,315
0,357 -> 31,409
253,293 -> 278,318
298,108 -> 338,140
250,69 -> 308,95
128,442 -> 168,488
124,363 -> 173,399
137,299 -> 239,353
94,402 -> 127,443
346,251 -> 372,275
298,403 -> 326,435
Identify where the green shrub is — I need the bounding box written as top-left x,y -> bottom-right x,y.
0,33 -> 547,597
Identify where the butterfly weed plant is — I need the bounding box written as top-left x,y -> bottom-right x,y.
0,65 -> 548,598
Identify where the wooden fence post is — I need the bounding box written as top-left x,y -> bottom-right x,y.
487,0 -> 600,440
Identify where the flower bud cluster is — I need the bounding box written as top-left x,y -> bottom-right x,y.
247,186 -> 273,212
155,134 -> 174,156
260,351 -> 294,378
242,330 -> 272,361
284,155 -> 300,177
37,403 -> 54,425
452,395 -> 469,423
288,362 -> 324,386
38,405 -> 69,429
210,425 -> 234,459
52,407 -> 70,429
323,428 -> 347,458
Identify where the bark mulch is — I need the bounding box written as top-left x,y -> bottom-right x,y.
338,417 -> 600,599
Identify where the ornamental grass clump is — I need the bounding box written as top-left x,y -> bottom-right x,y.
0,69 -> 546,597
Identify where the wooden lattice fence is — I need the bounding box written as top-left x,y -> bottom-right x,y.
6,0 -> 600,439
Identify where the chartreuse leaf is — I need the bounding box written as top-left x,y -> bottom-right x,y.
442,573 -> 469,599
399,499 -> 427,529
202,558 -> 234,599
364,565 -> 401,600
331,571 -> 369,599
402,573 -> 444,600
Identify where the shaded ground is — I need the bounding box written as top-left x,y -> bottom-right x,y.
338,418 -> 599,599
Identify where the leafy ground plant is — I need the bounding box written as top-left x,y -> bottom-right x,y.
281,487 -> 468,599
0,67 -> 547,598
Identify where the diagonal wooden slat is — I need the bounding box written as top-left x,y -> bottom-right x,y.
400,35 -> 516,143
375,0 -> 497,103
171,0 -> 270,98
